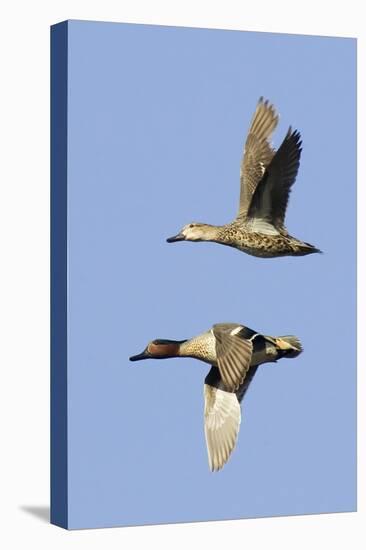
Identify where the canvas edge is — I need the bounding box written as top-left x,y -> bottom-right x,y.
50,19 -> 69,530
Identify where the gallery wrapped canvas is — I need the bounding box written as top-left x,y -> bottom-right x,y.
51,20 -> 356,529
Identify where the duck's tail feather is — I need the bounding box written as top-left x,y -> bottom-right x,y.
297,241 -> 322,255
276,335 -> 303,357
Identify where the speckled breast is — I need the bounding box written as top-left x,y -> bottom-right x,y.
179,330 -> 217,365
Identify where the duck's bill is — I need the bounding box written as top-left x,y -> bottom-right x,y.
129,350 -> 150,362
166,232 -> 185,243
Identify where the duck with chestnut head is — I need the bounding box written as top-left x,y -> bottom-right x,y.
130,322 -> 302,471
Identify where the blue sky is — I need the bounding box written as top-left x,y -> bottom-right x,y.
65,20 -> 356,528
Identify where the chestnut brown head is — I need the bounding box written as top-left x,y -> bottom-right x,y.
129,339 -> 186,362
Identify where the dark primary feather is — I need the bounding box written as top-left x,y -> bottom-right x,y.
204,364 -> 259,404
235,365 -> 260,403
235,325 -> 257,340
204,365 -> 225,390
247,128 -> 302,229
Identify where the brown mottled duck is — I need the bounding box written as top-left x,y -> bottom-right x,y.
167,97 -> 320,257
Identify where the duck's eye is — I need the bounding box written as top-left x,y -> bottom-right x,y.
189,224 -> 194,228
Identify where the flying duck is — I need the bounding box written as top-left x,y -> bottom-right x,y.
130,322 -> 302,471
167,97 -> 320,257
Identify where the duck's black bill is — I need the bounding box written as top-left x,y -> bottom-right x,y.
129,351 -> 150,362
166,233 -> 185,243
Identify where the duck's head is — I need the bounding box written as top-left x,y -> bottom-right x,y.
166,223 -> 218,243
129,339 -> 186,362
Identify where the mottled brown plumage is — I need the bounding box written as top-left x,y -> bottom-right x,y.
167,97 -> 320,257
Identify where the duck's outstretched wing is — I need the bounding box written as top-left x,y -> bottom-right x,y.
246,128 -> 302,231
237,97 -> 279,220
213,324 -> 253,391
203,362 -> 260,471
204,368 -> 241,472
